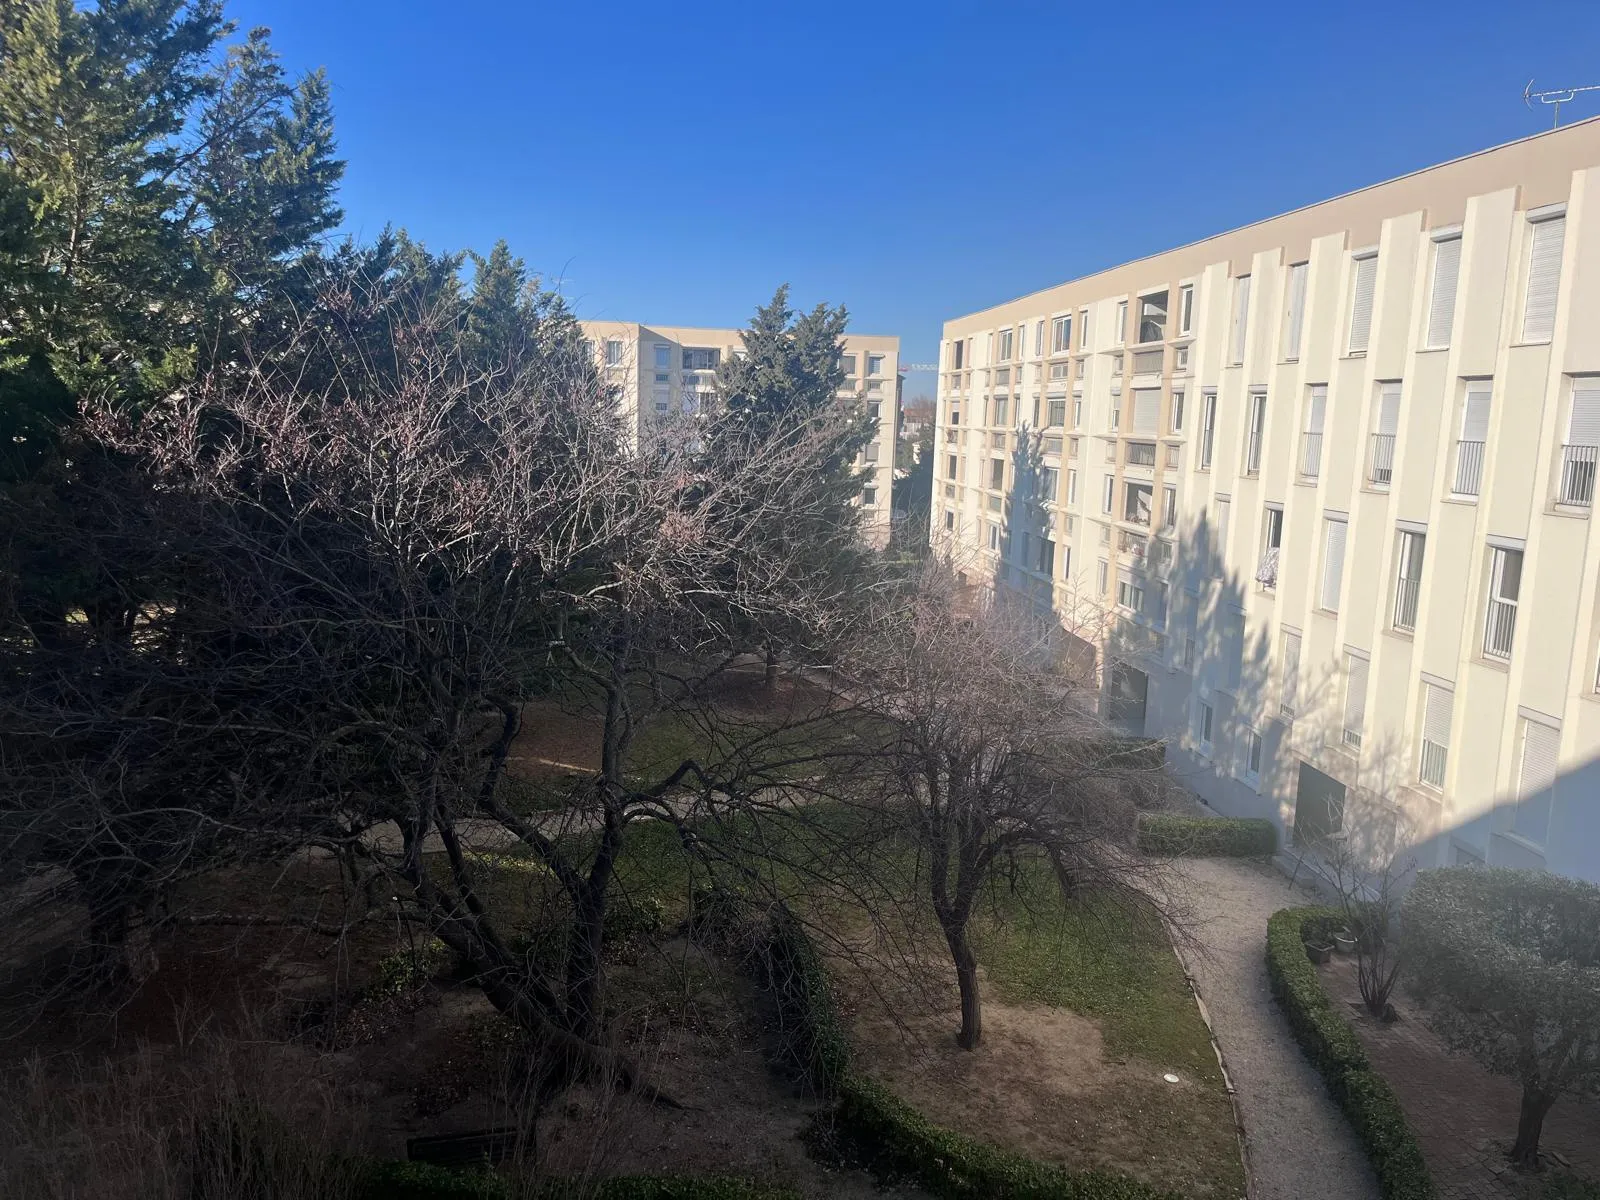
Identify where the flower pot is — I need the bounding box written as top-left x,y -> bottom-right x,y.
1305,942 -> 1333,964
1333,931 -> 1358,955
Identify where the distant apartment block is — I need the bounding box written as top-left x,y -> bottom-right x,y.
930,118 -> 1600,883
581,321 -> 900,543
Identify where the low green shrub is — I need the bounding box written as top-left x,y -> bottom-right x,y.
1266,907 -> 1436,1200
756,905 -> 853,1097
358,1159 -> 506,1199
356,1161 -> 800,1200
1136,813 -> 1277,858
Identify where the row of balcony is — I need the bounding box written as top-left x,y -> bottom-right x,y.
1291,434 -> 1595,507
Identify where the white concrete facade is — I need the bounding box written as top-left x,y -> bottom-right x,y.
930,119 -> 1600,883
581,321 -> 900,544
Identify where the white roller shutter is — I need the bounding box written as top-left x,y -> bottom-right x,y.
1568,383 -> 1600,445
1517,721 -> 1559,800
1132,388 -> 1161,434
1426,237 -> 1461,349
1461,386 -> 1492,441
1321,519 -> 1347,611
1231,276 -> 1251,364
1348,255 -> 1377,353
1522,216 -> 1566,343
1216,497 -> 1231,551
1344,655 -> 1369,735
1423,684 -> 1452,749
1281,630 -> 1302,717
1284,263 -> 1308,360
1307,385 -> 1327,433
1378,382 -> 1401,436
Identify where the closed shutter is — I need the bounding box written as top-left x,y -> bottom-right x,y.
1132,388 -> 1161,434
1281,631 -> 1301,716
1322,520 -> 1347,611
1522,216 -> 1566,342
1284,263 -> 1308,360
1517,721 -> 1558,800
1349,255 -> 1377,353
1378,382 -> 1401,436
1423,684 -> 1452,748
1307,385 -> 1327,434
1568,383 -> 1600,445
1231,276 -> 1251,363
1461,386 -> 1492,441
1344,655 -> 1369,733
1216,498 -> 1231,551
1426,237 -> 1462,348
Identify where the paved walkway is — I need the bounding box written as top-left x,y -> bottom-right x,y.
1173,856 -> 1379,1200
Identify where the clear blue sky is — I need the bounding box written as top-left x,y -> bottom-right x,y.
234,0 -> 1600,397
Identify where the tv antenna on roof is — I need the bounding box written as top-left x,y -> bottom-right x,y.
1524,79 -> 1600,128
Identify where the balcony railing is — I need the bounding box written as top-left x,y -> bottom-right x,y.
1300,432 -> 1322,478
1131,348 -> 1164,376
1483,598 -> 1517,660
1453,440 -> 1484,496
1126,442 -> 1157,467
1369,433 -> 1396,486
1419,740 -> 1448,788
1393,577 -> 1421,632
1559,443 -> 1597,507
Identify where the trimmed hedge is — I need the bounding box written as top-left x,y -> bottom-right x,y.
356,1161 -> 800,1199
1266,907 -> 1435,1200
1136,813 -> 1277,858
758,903 -> 1180,1200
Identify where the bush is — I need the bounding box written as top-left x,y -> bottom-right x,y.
355,1161 -> 800,1200
1266,907 -> 1435,1200
1136,813 -> 1277,858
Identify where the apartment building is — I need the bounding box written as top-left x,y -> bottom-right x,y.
930,118 -> 1600,883
581,321 -> 900,544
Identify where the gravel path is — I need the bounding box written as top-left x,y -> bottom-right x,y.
1174,856 -> 1379,1200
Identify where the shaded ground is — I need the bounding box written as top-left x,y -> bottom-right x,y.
1173,856 -> 1379,1200
1320,955 -> 1600,1200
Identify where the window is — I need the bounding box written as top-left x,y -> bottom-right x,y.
1393,530 -> 1425,632
1426,235 -> 1462,349
1040,466 -> 1059,500
1559,380 -> 1600,507
944,510 -> 954,531
1115,300 -> 1129,345
1302,385 -> 1327,478
1179,284 -> 1194,336
1200,391 -> 1218,469
997,328 -> 1014,361
861,486 -> 877,506
947,453 -> 958,479
1162,484 -> 1177,532
867,353 -> 885,376
1321,517 -> 1347,612
990,459 -> 1006,490
1047,398 -> 1066,427
1347,252 -> 1377,355
950,340 -> 964,369
1033,321 -> 1044,357
1521,214 -> 1566,343
1102,475 -> 1115,514
864,443 -> 879,463
1116,570 -> 1145,613
603,338 -> 624,366
1131,387 -> 1160,435
1283,262 -> 1308,361
1483,545 -> 1522,659
988,523 -> 1000,550
1171,389 -> 1185,433
652,384 -> 670,412
1052,314 -> 1072,354
1067,469 -> 1078,504
1037,537 -> 1055,575
1244,729 -> 1264,784
1244,391 -> 1267,475
1137,291 -> 1167,343
1370,381 -> 1400,486
1197,701 -> 1214,755
1419,681 -> 1452,787
1280,629 -> 1302,719
1072,397 -> 1084,427
1215,497 -> 1231,560
1078,309 -> 1091,350
1342,651 -> 1369,748
994,396 -> 1009,425
1229,275 -> 1251,364
1258,506 -> 1283,588
1124,481 -> 1153,526
1512,719 -> 1558,846
1097,559 -> 1109,594
683,347 -> 721,370
654,343 -> 671,369
1110,396 -> 1121,430
1454,383 -> 1491,496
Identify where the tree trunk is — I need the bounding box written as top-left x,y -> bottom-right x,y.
764,642 -> 779,689
942,918 -> 982,1050
1509,1085 -> 1556,1168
